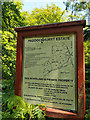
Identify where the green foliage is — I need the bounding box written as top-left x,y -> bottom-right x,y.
63,0 -> 89,21
85,109 -> 90,120
2,31 -> 16,80
2,31 -> 16,96
84,27 -> 90,42
2,95 -> 46,119
2,95 -> 26,118
23,104 -> 46,120
84,40 -> 90,66
84,38 -> 90,119
1,1 -> 27,36
1,1 -> 90,119
21,3 -> 67,26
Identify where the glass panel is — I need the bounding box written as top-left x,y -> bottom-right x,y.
22,34 -> 77,111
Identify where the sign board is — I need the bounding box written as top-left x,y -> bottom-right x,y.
15,20 -> 86,119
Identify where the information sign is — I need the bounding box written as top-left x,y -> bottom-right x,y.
15,20 -> 86,119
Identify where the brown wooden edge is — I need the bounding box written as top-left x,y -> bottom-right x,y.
14,20 -> 86,119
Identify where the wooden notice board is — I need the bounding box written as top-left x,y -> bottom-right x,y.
14,20 -> 86,119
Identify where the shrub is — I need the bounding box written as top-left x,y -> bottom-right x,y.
2,31 -> 17,80
2,95 -> 46,119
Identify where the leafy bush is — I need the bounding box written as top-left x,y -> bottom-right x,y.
2,95 -> 46,119
84,40 -> 90,67
84,39 -> 90,116
2,31 -> 17,80
85,109 -> 90,120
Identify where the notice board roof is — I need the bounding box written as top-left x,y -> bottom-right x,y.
15,20 -> 86,32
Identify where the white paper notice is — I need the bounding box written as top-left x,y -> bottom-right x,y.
22,34 -> 77,111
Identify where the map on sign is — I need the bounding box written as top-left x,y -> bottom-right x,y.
22,34 -> 77,111
42,43 -> 74,77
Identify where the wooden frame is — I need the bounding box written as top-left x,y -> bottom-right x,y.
14,20 -> 86,119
